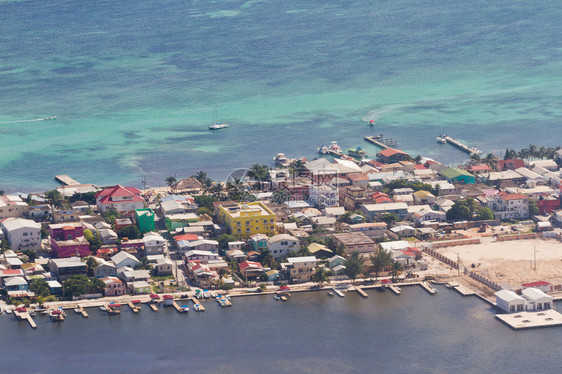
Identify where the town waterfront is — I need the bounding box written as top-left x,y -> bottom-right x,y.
1,0 -> 561,192
1,287 -> 562,373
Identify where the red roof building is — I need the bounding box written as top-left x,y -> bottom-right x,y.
497,159 -> 525,171
376,148 -> 411,164
239,260 -> 264,278
522,281 -> 552,292
95,185 -> 144,215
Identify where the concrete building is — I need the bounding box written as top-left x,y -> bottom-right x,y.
521,288 -> 553,311
143,232 -> 166,255
0,195 -> 28,220
332,232 -> 376,254
486,193 -> 530,220
267,234 -> 299,259
360,202 -> 409,221
218,202 -> 276,239
48,257 -> 88,281
1,218 -> 42,251
135,208 -> 155,233
95,185 -> 144,215
285,256 -> 318,283
495,290 -> 526,313
49,222 -> 90,258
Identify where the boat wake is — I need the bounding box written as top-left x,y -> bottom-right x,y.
0,116 -> 57,125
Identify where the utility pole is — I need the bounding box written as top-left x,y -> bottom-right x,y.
534,245 -> 537,271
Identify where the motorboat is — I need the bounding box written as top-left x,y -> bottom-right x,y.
348,146 -> 367,158
274,294 -> 281,301
436,136 -> 446,144
193,304 -> 202,312
208,122 -> 229,130
181,305 -> 190,312
49,308 -> 65,322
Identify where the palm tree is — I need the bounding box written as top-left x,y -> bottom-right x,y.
344,252 -> 365,284
192,170 -> 209,184
390,260 -> 403,282
529,144 -> 537,159
311,267 -> 330,287
370,249 -> 392,280
212,182 -> 224,198
165,175 -> 177,192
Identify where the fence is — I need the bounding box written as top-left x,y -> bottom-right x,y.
466,270 -> 502,291
430,238 -> 480,248
423,247 -> 459,269
495,232 -> 543,242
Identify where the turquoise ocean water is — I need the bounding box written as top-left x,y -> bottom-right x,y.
0,0 -> 561,192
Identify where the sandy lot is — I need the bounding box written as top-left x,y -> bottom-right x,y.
436,238 -> 562,288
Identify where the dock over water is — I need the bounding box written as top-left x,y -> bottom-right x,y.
442,135 -> 482,156
54,175 -> 81,186
149,303 -> 158,311
190,297 -> 205,311
495,309 -> 562,329
14,310 -> 37,328
332,288 -> 345,297
128,301 -> 140,313
421,282 -> 437,294
353,286 -> 368,298
364,135 -> 390,149
77,305 -> 89,318
388,285 -> 401,295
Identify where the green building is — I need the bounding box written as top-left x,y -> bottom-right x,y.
135,208 -> 155,233
439,168 -> 475,184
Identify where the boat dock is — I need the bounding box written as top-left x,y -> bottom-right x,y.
495,309 -> 562,330
149,303 -> 158,311
127,301 -> 140,313
353,286 -> 368,298
442,135 -> 482,156
450,283 -> 476,296
171,300 -> 183,313
388,285 -> 401,295
14,310 -> 37,329
420,282 -> 437,294
54,175 -> 80,186
364,135 -> 390,149
190,297 -> 205,311
77,305 -> 89,318
332,288 -> 345,297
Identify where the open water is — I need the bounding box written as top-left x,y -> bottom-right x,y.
0,0 -> 561,192
1,286 -> 561,373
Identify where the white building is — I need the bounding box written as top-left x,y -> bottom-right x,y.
285,256 -> 318,283
111,251 -> 140,269
267,234 -> 299,259
0,195 -> 29,220
495,290 -> 526,313
486,193 -> 529,220
521,288 -> 553,311
0,218 -> 42,251
184,250 -> 219,262
143,232 -> 166,255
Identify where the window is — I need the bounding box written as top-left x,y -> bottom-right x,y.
23,232 -> 28,236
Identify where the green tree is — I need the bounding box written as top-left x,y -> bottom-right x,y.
370,249 -> 392,280
197,207 -> 213,217
390,260 -> 403,282
0,239 -> 10,252
102,208 -> 120,227
528,199 -> 539,217
62,275 -> 104,298
476,206 -> 494,221
194,195 -> 218,211
379,213 -> 398,226
28,279 -> 51,297
135,257 -> 152,270
218,234 -> 238,250
117,225 -> 141,239
344,252 -> 365,284
68,192 -> 97,205
311,267 -> 330,287
166,175 -> 177,191
446,198 -> 480,221
193,171 -> 209,184
45,189 -> 66,209
83,229 -> 103,254
86,257 -> 99,277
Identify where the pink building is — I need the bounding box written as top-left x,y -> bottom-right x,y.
49,222 -> 90,258
102,276 -> 126,296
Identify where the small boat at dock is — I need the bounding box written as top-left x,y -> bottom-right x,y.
181,305 -> 190,312
274,294 -> 281,301
49,308 -> 66,322
436,135 -> 446,144
193,304 -> 203,312
348,146 -> 367,158
328,291 -> 334,297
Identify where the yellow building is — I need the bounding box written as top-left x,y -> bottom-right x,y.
218,202 -> 276,239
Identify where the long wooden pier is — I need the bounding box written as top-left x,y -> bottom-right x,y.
54,175 -> 81,186
77,305 -> 89,318
14,310 -> 37,328
127,301 -> 140,313
442,135 -> 482,156
190,297 -> 205,311
332,288 -> 345,297
354,286 -> 368,298
364,135 -> 390,149
420,282 -> 437,294
388,285 -> 401,295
